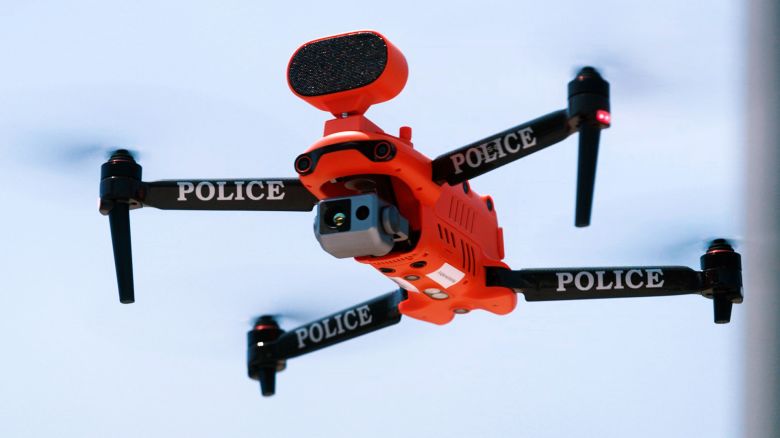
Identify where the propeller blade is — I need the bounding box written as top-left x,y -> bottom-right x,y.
12,131 -> 141,173
575,124 -> 600,227
108,202 -> 135,304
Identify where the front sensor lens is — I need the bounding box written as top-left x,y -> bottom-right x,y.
295,155 -> 312,173
373,142 -> 392,160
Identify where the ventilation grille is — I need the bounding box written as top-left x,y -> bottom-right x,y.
437,223 -> 477,276
373,254 -> 415,266
448,198 -> 475,234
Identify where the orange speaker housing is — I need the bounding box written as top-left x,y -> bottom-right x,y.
287,30 -> 408,116
292,31 -> 516,325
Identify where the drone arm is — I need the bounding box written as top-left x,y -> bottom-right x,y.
486,266 -> 704,300
248,290 -> 407,396
485,244 -> 743,324
431,109 -> 574,185
99,150 -> 321,304
432,67 -> 610,227
140,178 -> 318,211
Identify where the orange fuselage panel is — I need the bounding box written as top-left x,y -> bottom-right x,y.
298,115 -> 516,324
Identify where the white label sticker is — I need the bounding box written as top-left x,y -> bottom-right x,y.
426,263 -> 465,289
390,277 -> 419,292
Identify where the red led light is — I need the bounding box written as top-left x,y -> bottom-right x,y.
596,109 -> 611,125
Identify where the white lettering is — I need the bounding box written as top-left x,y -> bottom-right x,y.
465,147 -> 482,168
504,132 -> 521,153
357,305 -> 372,326
553,269 -> 665,293
309,322 -> 323,343
488,138 -> 507,159
234,181 -> 246,200
478,143 -> 497,163
613,270 -> 624,289
646,269 -> 665,288
246,181 -> 265,201
334,313 -> 345,335
556,272 -> 574,291
625,269 -> 644,289
519,127 -> 537,149
448,127 -> 538,174
216,181 -> 234,201
502,132 -> 519,154
267,181 -> 285,200
293,305 -> 376,349
574,271 -> 595,291
195,181 -> 215,201
295,328 -> 308,349
177,182 -> 194,201
343,310 -> 358,330
595,271 -> 614,290
451,154 -> 466,174
323,318 -> 338,338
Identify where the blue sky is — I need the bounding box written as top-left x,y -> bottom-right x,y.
0,1 -> 744,437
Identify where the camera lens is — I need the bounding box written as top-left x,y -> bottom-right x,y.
331,212 -> 347,227
319,199 -> 352,233
324,207 -> 349,230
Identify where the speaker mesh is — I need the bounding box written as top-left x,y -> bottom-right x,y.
289,33 -> 388,97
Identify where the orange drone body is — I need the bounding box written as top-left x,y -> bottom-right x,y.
297,116 -> 516,325
289,31 -> 515,324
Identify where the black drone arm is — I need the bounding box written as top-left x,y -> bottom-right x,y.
486,241 -> 743,324
247,290 -> 407,396
431,109 -> 573,185
141,178 -> 317,211
98,150 -> 317,213
98,150 -> 318,304
431,67 -> 610,227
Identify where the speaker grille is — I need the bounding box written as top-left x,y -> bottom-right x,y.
288,32 -> 388,97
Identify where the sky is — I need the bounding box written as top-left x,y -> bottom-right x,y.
0,1 -> 745,437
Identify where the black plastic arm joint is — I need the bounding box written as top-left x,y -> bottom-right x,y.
98,150 -> 143,215
699,239 -> 743,323
567,66 -> 610,124
485,240 -> 743,324
247,316 -> 287,397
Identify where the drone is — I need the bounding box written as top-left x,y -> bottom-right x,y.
98,30 -> 743,396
